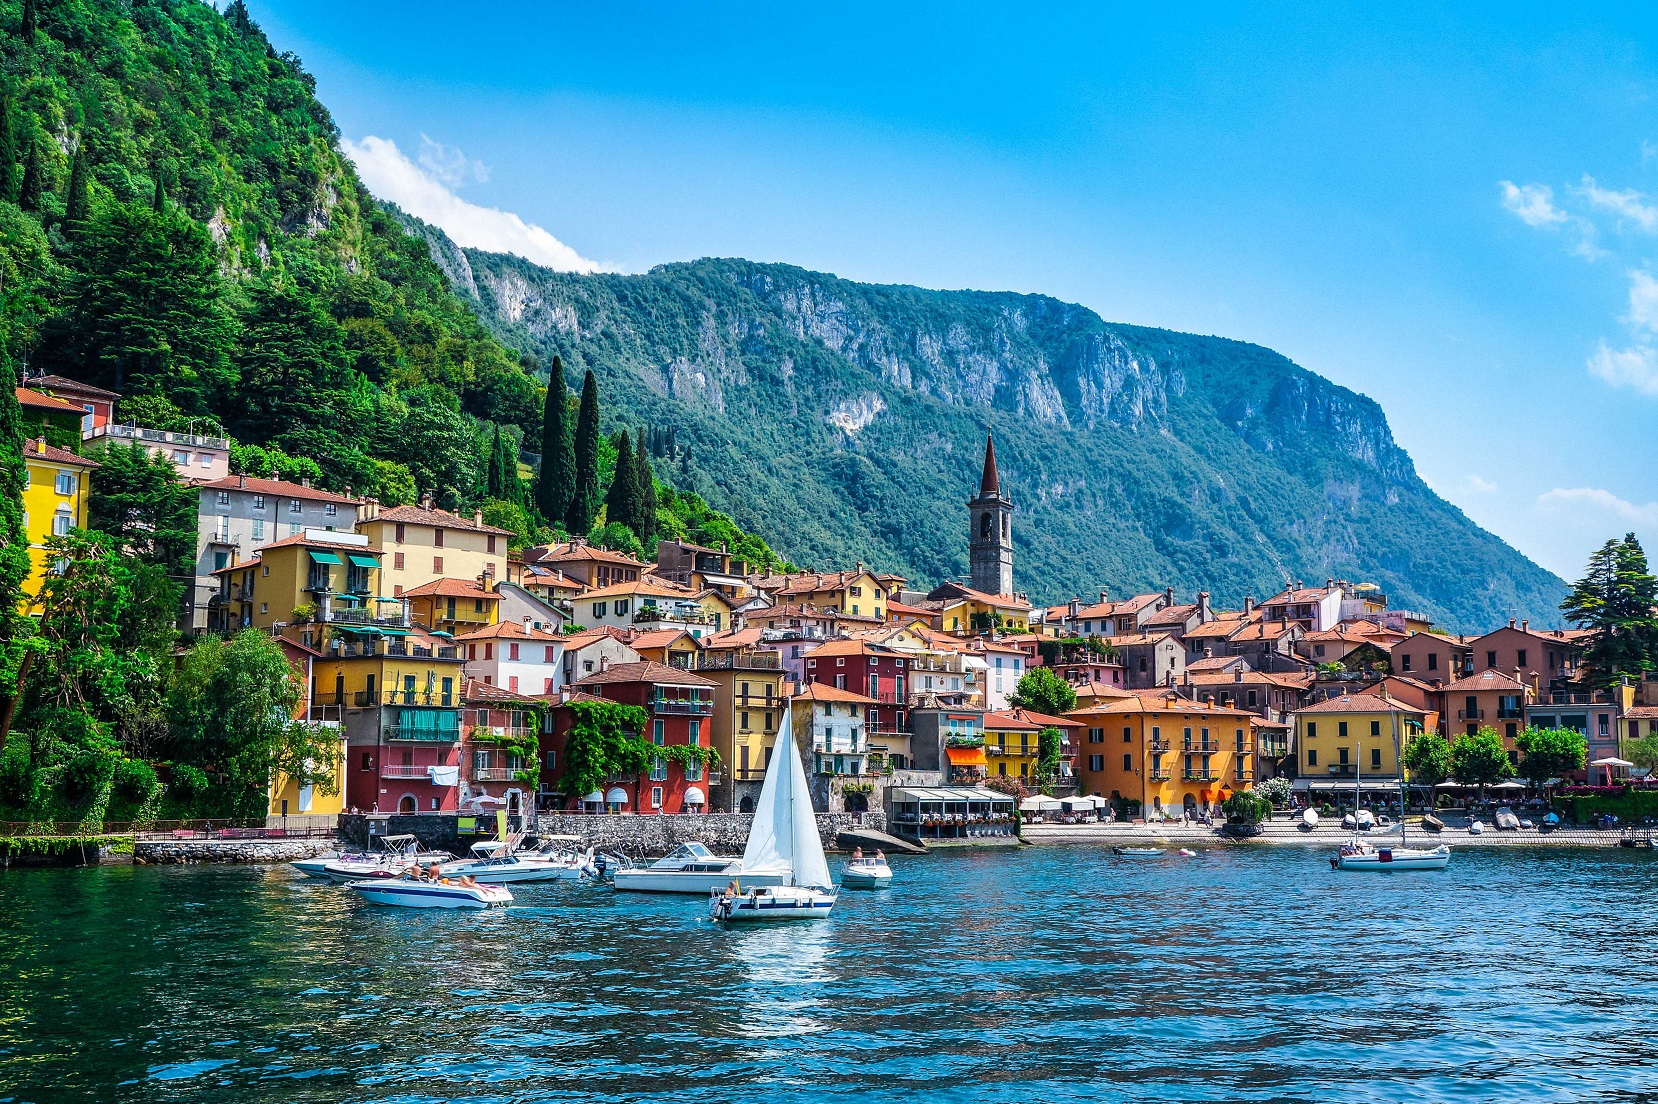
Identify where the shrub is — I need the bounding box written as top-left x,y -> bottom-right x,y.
1254,776 -> 1292,806
1222,791 -> 1272,825
113,758 -> 159,802
64,749 -> 118,800
168,763 -> 210,800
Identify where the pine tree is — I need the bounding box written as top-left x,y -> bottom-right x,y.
63,137 -> 91,232
1562,534 -> 1658,686
565,368 -> 600,533
605,430 -> 639,534
536,357 -> 574,524
633,436 -> 657,541
231,280 -> 350,443
18,140 -> 42,212
151,164 -> 166,212
0,97 -> 18,205
19,0 -> 36,44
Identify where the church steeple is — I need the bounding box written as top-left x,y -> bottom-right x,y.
967,433 -> 1013,596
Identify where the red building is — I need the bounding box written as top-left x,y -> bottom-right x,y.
347,732 -> 461,815
802,639 -> 910,735
544,661 -> 718,813
458,679 -> 543,821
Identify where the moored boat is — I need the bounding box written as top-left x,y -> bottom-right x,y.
438,839 -> 597,884
314,835 -> 452,883
1112,846 -> 1165,857
1331,841 -> 1452,871
611,842 -> 785,894
348,875 -> 513,909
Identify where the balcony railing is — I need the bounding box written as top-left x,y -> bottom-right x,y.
1149,738 -> 1170,751
635,605 -> 715,625
732,767 -> 767,782
330,607 -> 409,628
649,696 -> 714,716
1233,743 -> 1254,755
1184,741 -> 1220,752
1327,766 -> 1357,777
89,422 -> 229,450
1183,771 -> 1216,782
359,689 -> 458,708
472,767 -> 519,781
1149,769 -> 1173,781
1458,709 -> 1484,721
698,651 -> 782,671
1547,691 -> 1612,705
383,725 -> 459,742
1259,741 -> 1289,757
1234,769 -> 1255,781
380,764 -> 435,779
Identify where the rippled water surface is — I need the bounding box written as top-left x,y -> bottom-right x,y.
4,844 -> 1658,1102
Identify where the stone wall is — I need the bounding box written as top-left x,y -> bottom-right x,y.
532,810 -> 887,857
135,838 -> 336,865
337,812 -> 463,852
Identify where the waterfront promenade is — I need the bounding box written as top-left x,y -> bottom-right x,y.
1023,816 -> 1639,849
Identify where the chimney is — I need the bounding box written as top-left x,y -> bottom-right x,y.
1235,667 -> 1244,683
302,477 -> 311,489
271,471 -> 281,482
473,508 -> 484,527
1530,672 -> 1540,696
1197,591 -> 1212,620
1068,597 -> 1080,619
1325,578 -> 1333,589
344,485 -> 352,497
1521,619 -> 1529,633
1098,589 -> 1109,605
1243,596 -> 1255,615
421,491 -> 434,510
559,687 -> 571,703
1164,586 -> 1174,604
1508,618 -> 1516,630
599,656 -> 609,673
238,473 -> 247,489
1203,646 -> 1213,658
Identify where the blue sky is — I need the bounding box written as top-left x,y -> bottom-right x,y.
249,1 -> 1658,580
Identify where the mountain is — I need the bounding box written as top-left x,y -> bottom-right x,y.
418,242 -> 1565,631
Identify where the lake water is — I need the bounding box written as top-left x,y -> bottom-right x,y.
3,843 -> 1658,1103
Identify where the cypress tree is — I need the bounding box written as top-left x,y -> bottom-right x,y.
0,97 -> 17,205
63,137 -> 90,232
604,430 -> 639,533
18,141 -> 41,212
20,0 -> 36,44
485,425 -> 506,499
151,165 -> 166,212
633,436 -> 657,541
535,357 -> 574,524
565,368 -> 600,533
0,358 -> 31,615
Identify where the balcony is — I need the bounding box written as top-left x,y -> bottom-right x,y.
1149,768 -> 1173,781
732,767 -> 767,782
1233,742 -> 1255,755
89,422 -> 229,450
472,767 -> 519,782
330,606 -> 410,628
380,764 -> 436,779
1183,771 -> 1216,782
1184,741 -> 1220,753
384,726 -> 458,742
1548,690 -> 1613,705
1457,709 -> 1484,721
1149,738 -> 1170,752
649,695 -> 714,716
1234,769 -> 1255,781
634,605 -> 715,626
698,651 -> 782,672
1327,765 -> 1357,777
361,688 -> 458,709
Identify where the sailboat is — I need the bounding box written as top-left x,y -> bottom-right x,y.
709,704 -> 838,922
1331,703 -> 1451,872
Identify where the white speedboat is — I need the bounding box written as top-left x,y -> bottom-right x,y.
439,840 -> 597,883
1112,846 -> 1166,857
841,857 -> 892,888
612,842 -> 785,894
1495,807 -> 1521,831
708,705 -> 837,923
316,835 -> 453,883
291,849 -> 371,879
1331,841 -> 1452,871
349,875 -> 512,909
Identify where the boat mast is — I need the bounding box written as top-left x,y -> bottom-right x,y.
1353,708 -> 1363,839
1390,704 -> 1407,846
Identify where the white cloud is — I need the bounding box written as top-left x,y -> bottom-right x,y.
1579,174 -> 1658,233
1463,474 -> 1498,494
1587,341 -> 1658,396
1499,181 -> 1568,228
1627,269 -> 1658,334
417,134 -> 490,189
340,135 -> 605,273
1538,487 -> 1658,526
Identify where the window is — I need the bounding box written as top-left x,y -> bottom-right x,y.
1371,746 -> 1382,768
251,519 -> 265,540
390,552 -> 404,571
1306,722 -> 1316,738
51,510 -> 72,536
686,756 -> 702,782
1123,727 -> 1132,743
288,522 -> 303,536
214,489 -> 230,505
487,535 -> 497,554
1338,746 -> 1349,764
433,556 -> 444,573
544,645 -> 556,662
467,644 -> 477,661
508,676 -> 518,692
508,642 -> 520,661
1138,657 -> 1148,673
260,603 -> 268,614
1486,650 -> 1497,668
289,499 -> 302,513
1247,689 -> 1258,708
689,720 -> 701,746
262,565 -> 269,576
1400,654 -> 1412,672
1338,721 -> 1348,737
651,785 -> 664,808
483,643 -> 493,660
1370,720 -> 1380,736
253,495 -> 265,510
545,678 -> 555,693
433,528 -> 444,548
1122,752 -> 1133,770
653,720 -> 665,745
593,601 -> 607,617
360,752 -> 375,771
616,599 -> 630,616
325,504 -> 338,517
1517,649 -> 1528,668
1427,653 -> 1438,671
740,711 -> 750,731
1088,754 -> 1104,772
395,523 -> 406,544
172,449 -> 190,465
1307,748 -> 1317,766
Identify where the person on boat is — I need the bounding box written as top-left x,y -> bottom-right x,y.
874,849 -> 886,864
851,846 -> 864,861
426,862 -> 443,882
459,875 -> 479,888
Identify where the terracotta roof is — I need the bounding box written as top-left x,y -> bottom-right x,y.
793,682 -> 877,705
885,600 -> 937,618
1097,632 -> 1175,648
983,707 -> 1078,731
698,627 -> 766,650
931,582 -> 1032,610
804,639 -> 894,659
462,677 -> 547,705
452,620 -> 562,642
1183,614 -> 1253,640
1437,669 -> 1528,693
402,578 -> 501,599
1264,585 -> 1339,604
30,374 -> 121,400
373,503 -> 514,536
578,578 -> 696,601
751,569 -> 879,594
198,475 -> 360,505
1294,694 -> 1424,715
526,540 -> 650,567
1183,671 -> 1309,688
751,603 -> 884,625
561,625 -> 632,647
1068,694 -> 1260,719
625,629 -> 699,651
23,438 -> 98,467
982,709 -> 1042,731
575,660 -> 717,688
1141,603 -> 1198,628
1625,705 -> 1658,720
1185,656 -> 1247,672
17,387 -> 82,413
1229,621 -> 1298,642
246,531 -> 376,555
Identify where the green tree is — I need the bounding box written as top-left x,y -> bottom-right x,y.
151,165 -> 166,212
17,140 -> 41,212
484,424 -> 520,503
0,372 -> 33,743
0,96 -> 18,205
633,432 -> 657,542
1627,734 -> 1658,774
166,629 -> 339,815
389,397 -> 481,510
559,698 -> 651,799
588,520 -> 643,560
1451,727 -> 1514,791
52,203 -> 235,408
1403,732 -> 1453,789
566,368 -> 600,533
19,0 -> 36,42
232,280 -> 350,443
86,442 -> 198,578
370,459 -> 416,507
536,358 -> 574,524
1221,790 -> 1271,826
1007,666 -> 1077,716
1514,726 -> 1587,785
62,137 -> 91,233
605,430 -> 640,533
1035,726 -> 1062,780
1562,534 -> 1658,687
480,499 -> 535,551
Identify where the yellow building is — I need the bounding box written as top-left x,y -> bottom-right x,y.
1294,693 -> 1426,786
755,567 -> 889,620
356,499 -> 514,599
264,639 -> 348,819
926,581 -> 1032,634
208,530 -> 388,634
983,708 -> 1080,782
402,577 -> 500,636
20,437 -> 97,608
1072,692 -> 1258,818
695,641 -> 787,806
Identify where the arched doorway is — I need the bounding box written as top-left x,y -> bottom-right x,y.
845,792 -> 869,813
739,795 -> 754,813
397,794 -> 417,814
1182,793 -> 1198,815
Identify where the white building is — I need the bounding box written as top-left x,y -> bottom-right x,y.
455,619 -> 567,696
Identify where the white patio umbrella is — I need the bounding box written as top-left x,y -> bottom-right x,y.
1489,780 -> 1527,790
1589,757 -> 1634,767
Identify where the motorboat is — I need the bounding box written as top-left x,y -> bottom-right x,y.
1422,814 -> 1445,832
841,856 -> 893,888
1112,847 -> 1166,857
439,839 -> 597,884
291,848 -> 373,879
708,705 -> 838,923
315,835 -> 452,883
1330,841 -> 1453,871
1301,809 -> 1319,830
349,874 -> 512,909
612,842 -> 785,894
1495,807 -> 1521,831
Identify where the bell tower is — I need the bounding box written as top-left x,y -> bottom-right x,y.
968,434 -> 1013,595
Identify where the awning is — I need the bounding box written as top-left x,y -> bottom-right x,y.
583,791 -> 604,803
683,786 -> 706,805
1019,796 -> 1063,811
1489,780 -> 1527,790
308,550 -> 342,565
945,746 -> 988,767
1061,796 -> 1096,810
605,787 -> 629,805
347,554 -> 379,569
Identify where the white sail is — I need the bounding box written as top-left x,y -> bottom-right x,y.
739,705 -> 832,889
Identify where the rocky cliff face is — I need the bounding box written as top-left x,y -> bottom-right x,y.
438,244 -> 1562,630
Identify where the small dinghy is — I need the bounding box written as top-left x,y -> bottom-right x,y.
1468,820 -> 1486,835
1421,814 -> 1445,833
1112,847 -> 1166,857
1301,809 -> 1320,830
349,875 -> 512,909
841,856 -> 893,888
